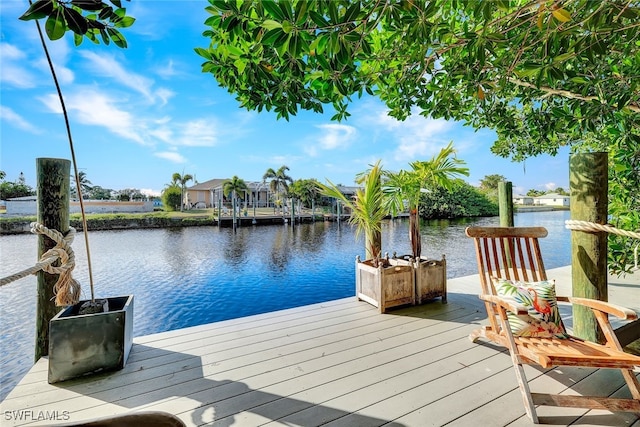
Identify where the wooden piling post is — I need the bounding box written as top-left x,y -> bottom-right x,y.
569,152 -> 608,343
498,181 -> 514,227
35,158 -> 70,362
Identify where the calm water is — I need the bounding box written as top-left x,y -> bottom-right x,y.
0,210 -> 570,399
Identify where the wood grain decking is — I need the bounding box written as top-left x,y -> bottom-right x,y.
1,268 -> 638,427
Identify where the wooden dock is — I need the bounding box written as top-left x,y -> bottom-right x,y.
1,267 -> 638,426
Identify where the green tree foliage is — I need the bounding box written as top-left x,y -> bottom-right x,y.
419,181 -> 499,220
384,143 -> 469,259
263,165 -> 293,213
479,174 -> 507,201
71,170 -> 93,198
527,189 -> 546,197
87,185 -> 112,200
319,161 -> 386,261
20,0 -> 135,47
289,178 -> 321,208
197,1 -> 639,270
197,1 -> 638,146
223,175 -> 249,200
0,172 -> 35,200
172,172 -> 193,211
162,185 -> 182,211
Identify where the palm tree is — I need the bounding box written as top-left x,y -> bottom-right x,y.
71,171 -> 92,199
319,161 -> 386,261
172,172 -> 193,212
384,142 -> 469,259
263,165 -> 293,215
223,176 -> 249,227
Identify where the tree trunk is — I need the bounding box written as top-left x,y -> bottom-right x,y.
410,208 -> 421,259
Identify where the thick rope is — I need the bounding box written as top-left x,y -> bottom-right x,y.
565,220 -> 640,239
0,223 -> 81,306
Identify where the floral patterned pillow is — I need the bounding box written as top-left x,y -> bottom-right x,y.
492,277 -> 568,339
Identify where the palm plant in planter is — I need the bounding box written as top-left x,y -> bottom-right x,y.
319,161 -> 415,312
384,142 -> 469,304
19,0 -> 136,383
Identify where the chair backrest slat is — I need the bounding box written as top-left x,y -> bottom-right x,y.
466,226 -> 548,296
465,226 -> 549,334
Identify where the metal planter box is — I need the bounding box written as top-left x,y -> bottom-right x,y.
48,295 -> 133,384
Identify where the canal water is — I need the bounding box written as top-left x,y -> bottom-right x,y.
0,210 -> 571,400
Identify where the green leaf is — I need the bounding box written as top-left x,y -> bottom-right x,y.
262,0 -> 285,20
551,8 -> 571,23
45,9 -> 67,40
19,0 -> 54,21
71,0 -> 104,11
262,28 -> 284,46
115,16 -> 135,28
282,20 -> 293,34
74,32 -> 83,46
343,2 -> 360,23
262,19 -> 282,30
309,11 -> 328,27
234,58 -> 246,74
294,0 -> 308,26
99,28 -> 110,44
107,27 -> 127,48
63,6 -> 89,35
227,44 -> 243,57
194,47 -> 212,60
109,0 -> 122,8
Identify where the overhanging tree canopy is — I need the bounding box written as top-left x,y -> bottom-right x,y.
197,0 -> 639,160
198,0 -> 639,274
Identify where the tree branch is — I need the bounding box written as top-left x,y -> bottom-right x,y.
507,77 -> 640,113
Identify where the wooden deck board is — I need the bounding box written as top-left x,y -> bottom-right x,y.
1,268 -> 638,427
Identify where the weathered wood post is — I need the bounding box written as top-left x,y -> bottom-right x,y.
498,181 -> 514,227
569,152 -> 608,343
35,158 -> 70,362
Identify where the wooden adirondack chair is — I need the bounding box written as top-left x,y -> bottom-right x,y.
465,226 -> 640,424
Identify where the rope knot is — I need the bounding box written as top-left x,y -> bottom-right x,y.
29,222 -> 81,306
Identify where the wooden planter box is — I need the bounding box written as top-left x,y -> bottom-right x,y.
48,295 -> 134,384
355,256 -> 415,313
414,255 -> 447,304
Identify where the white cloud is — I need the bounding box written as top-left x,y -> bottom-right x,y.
305,123 -> 357,156
0,43 -> 37,88
155,88 -> 175,106
173,119 -> 219,147
0,106 -> 42,133
157,59 -> 180,79
544,182 -> 557,191
39,89 -> 147,145
35,58 -> 75,85
376,110 -> 454,161
78,51 -> 156,102
154,151 -> 186,163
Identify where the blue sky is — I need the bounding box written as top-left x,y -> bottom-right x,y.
1,1 -> 570,197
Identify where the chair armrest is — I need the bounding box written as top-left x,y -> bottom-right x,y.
479,294 -> 528,315
557,296 -> 638,320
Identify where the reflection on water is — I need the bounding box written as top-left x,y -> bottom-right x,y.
0,210 -> 570,399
